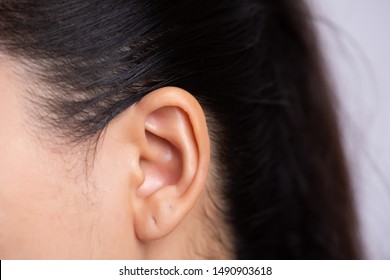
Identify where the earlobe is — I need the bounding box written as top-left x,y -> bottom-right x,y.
130,87 -> 210,242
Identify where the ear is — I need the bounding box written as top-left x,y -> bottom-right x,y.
107,87 -> 210,242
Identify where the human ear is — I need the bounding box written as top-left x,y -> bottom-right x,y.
106,87 -> 210,242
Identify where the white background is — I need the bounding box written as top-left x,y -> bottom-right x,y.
309,0 -> 390,259
2,260 -> 390,280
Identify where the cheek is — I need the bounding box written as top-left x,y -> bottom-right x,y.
0,127 -> 74,258
0,124 -> 135,259
0,75 -> 47,257
0,62 -> 103,258
0,136 -> 97,258
0,63 -> 96,258
0,64 -> 136,259
0,93 -> 92,258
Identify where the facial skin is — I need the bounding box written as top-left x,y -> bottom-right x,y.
0,56 -> 230,259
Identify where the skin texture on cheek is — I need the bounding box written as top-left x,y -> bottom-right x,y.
0,59 -> 96,258
0,59 -> 142,259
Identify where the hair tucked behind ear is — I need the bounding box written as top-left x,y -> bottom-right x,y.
0,0 -> 360,258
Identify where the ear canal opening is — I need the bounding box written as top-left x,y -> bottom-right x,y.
137,131 -> 182,198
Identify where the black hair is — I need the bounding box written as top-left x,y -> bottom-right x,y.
0,0 -> 360,259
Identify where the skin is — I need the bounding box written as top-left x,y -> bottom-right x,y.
0,55 -> 230,259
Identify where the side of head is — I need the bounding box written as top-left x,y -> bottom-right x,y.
0,0 -> 360,259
